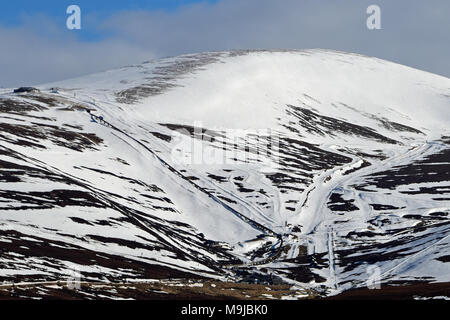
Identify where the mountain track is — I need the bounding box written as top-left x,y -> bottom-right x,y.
87,112 -> 284,266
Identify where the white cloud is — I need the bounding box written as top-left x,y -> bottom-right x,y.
100,0 -> 450,78
0,17 -> 151,87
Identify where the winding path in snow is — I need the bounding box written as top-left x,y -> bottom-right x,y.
85,111 -> 285,267
294,140 -> 448,291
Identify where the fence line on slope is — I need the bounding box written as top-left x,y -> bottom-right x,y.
88,113 -> 284,266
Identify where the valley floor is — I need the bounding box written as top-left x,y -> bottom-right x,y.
0,279 -> 315,300
1,279 -> 448,300
326,281 -> 450,300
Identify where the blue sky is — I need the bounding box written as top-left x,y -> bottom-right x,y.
0,0 -> 449,87
0,0 -> 217,40
0,0 -> 216,23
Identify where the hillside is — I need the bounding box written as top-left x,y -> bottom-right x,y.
1,49 -> 449,299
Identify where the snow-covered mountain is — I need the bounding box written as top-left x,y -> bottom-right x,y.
1,49 -> 449,298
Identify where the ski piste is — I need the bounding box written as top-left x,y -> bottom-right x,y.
0,49 -> 449,298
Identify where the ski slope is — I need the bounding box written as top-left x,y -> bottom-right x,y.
1,49 -> 449,298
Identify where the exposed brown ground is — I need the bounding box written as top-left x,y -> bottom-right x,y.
325,282 -> 450,300
0,279 -> 315,300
